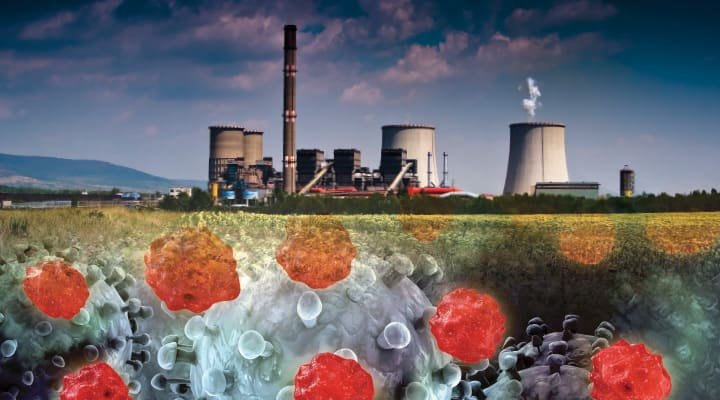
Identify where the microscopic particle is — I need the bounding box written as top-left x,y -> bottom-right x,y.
23,259 -> 89,319
294,353 -> 374,400
276,216 -> 356,289
60,362 -> 131,400
144,227 -> 240,313
429,288 -> 506,363
591,339 -> 672,400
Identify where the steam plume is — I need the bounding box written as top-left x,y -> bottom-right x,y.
522,77 -> 541,119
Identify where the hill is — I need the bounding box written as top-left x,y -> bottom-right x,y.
0,153 -> 204,192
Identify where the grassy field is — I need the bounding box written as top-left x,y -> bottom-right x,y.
1,208 -> 719,397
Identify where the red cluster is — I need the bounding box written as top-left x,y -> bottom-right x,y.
144,227 -> 240,313
591,339 -> 672,400
23,260 -> 89,320
276,216 -> 356,289
294,353 -> 374,400
429,288 -> 506,363
60,362 -> 131,400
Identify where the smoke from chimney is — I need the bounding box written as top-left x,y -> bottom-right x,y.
522,77 -> 542,119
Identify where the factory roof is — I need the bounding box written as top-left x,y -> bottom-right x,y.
510,122 -> 565,128
244,130 -> 263,135
535,182 -> 599,188
209,125 -> 245,130
382,124 -> 436,130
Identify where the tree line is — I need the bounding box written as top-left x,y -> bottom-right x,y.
258,189 -> 720,214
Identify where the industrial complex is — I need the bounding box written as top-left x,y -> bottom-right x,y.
204,24 -> 632,205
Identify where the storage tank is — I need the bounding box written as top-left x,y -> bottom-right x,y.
209,125 -> 244,182
243,130 -> 263,166
503,122 -> 569,195
620,165 -> 635,197
381,124 -> 438,187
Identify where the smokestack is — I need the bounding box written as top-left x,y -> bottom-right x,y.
442,152 -> 448,187
283,24 -> 297,194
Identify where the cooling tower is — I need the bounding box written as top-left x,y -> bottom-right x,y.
209,125 -> 244,182
382,124 -> 439,187
243,130 -> 263,166
503,122 -> 569,195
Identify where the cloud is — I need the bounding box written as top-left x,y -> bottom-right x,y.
362,0 -> 434,40
303,19 -> 345,54
475,31 -> 617,72
439,32 -> 470,54
340,82 -> 382,104
144,124 -> 159,136
380,32 -> 467,84
0,100 -> 14,119
20,11 -> 78,39
191,14 -> 283,51
506,0 -> 617,31
221,60 -> 280,90
476,32 -> 562,71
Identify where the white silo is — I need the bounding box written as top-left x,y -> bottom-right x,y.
382,124 -> 439,187
503,122 -> 569,195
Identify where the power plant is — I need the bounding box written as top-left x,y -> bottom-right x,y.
382,125 -> 439,188
203,23 -> 612,204
208,125 -> 245,183
207,124 -> 273,204
503,122 -> 569,195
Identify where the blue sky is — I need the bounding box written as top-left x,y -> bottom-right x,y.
1,0 -> 718,194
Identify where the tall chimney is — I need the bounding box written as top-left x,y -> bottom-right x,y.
283,24 -> 297,194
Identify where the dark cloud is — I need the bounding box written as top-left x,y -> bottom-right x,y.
505,0 -> 618,34
113,0 -> 172,21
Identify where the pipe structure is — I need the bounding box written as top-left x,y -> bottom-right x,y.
282,25 -> 297,194
298,162 -> 334,195
385,162 -> 414,196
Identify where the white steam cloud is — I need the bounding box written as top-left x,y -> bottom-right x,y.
522,77 -> 542,118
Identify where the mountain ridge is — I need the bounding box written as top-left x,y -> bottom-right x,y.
0,153 -> 205,192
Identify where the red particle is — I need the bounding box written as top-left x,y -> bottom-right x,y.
429,288 -> 506,363
23,260 -> 89,320
294,353 -> 374,400
60,362 -> 131,400
144,227 -> 240,313
276,216 -> 356,289
591,339 -> 672,400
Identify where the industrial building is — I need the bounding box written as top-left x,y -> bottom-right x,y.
333,149 -> 361,187
297,149 -> 326,188
208,125 -> 245,183
207,124 -> 274,204
620,165 -> 635,197
382,124 -> 439,188
535,182 -> 600,199
503,122 -> 569,195
243,130 -> 264,166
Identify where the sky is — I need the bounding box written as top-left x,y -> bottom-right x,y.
1,0 -> 719,195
